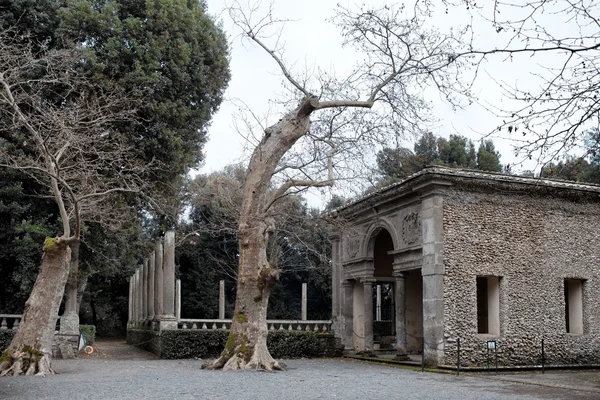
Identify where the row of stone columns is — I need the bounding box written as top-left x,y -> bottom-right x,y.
128,231 -> 178,331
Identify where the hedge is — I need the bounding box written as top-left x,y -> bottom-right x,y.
130,329 -> 343,360
0,330 -> 15,352
80,325 -> 96,345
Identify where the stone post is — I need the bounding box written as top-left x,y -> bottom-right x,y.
160,231 -> 177,330
142,258 -> 148,322
301,283 -> 307,321
176,279 -> 181,322
148,251 -> 155,320
219,280 -> 225,320
376,284 -> 382,321
331,237 -> 342,333
394,272 -> 410,360
341,280 -> 354,349
132,273 -> 136,324
128,277 -> 133,326
362,278 -> 375,354
138,266 -> 144,324
154,239 -> 164,318
135,268 -> 140,324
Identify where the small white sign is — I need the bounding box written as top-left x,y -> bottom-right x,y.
487,340 -> 496,349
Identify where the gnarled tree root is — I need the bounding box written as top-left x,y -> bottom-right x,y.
0,350 -> 54,377
202,344 -> 286,371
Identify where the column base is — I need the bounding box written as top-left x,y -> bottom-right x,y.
59,312 -> 80,335
156,315 -> 178,331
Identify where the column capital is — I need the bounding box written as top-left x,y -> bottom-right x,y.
341,279 -> 354,288
393,271 -> 407,279
361,277 -> 376,285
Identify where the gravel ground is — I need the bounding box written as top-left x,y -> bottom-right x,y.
0,340 -> 598,400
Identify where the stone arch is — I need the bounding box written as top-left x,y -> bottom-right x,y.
363,218 -> 400,258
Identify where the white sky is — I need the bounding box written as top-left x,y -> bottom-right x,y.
198,0 -> 587,206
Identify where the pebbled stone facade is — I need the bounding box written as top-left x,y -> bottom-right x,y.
442,183 -> 600,367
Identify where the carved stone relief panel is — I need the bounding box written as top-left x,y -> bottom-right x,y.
342,226 -> 365,261
402,211 -> 421,246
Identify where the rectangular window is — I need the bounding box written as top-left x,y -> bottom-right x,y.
564,279 -> 584,334
477,276 -> 500,335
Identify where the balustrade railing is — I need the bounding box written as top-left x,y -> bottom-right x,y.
0,314 -> 21,330
178,318 -> 332,332
0,314 -> 61,331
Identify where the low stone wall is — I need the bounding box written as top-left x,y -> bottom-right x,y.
127,328 -> 343,359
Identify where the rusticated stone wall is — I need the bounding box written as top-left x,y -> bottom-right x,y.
442,186 -> 600,366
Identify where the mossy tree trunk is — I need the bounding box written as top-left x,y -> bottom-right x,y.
0,237 -> 72,376
204,97 -> 317,371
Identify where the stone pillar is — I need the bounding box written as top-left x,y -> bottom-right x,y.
128,277 -> 133,326
301,283 -> 307,321
376,285 -> 382,321
421,193 -> 445,366
394,272 -> 410,360
341,280 -> 354,349
142,258 -> 148,322
219,280 -> 225,319
160,231 -> 177,330
362,278 -> 375,354
132,273 -> 136,324
154,239 -> 164,318
135,268 -> 140,323
148,251 -> 155,320
176,279 -> 181,322
331,236 -> 341,326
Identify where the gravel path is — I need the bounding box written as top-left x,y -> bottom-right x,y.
0,340 -> 597,400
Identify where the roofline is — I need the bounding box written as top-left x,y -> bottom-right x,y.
331,166 -> 600,215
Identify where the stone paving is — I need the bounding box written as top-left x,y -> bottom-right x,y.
0,340 -> 598,400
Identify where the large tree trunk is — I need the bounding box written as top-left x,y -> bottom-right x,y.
204,97 -> 316,371
0,237 -> 72,376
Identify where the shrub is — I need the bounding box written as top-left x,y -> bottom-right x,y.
160,330 -> 228,359
79,325 -> 96,345
157,329 -> 340,359
0,330 -> 15,352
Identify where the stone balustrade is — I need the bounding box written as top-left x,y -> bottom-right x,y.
178,318 -> 332,332
0,314 -> 62,332
0,314 -> 22,330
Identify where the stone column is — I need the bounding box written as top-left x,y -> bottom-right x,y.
341,280 -> 354,349
376,285 -> 382,321
148,251 -> 155,320
154,239 -> 164,318
394,272 -> 410,360
362,278 -> 375,354
421,193 -> 445,366
135,268 -> 141,323
175,279 -> 181,322
160,231 -> 177,330
132,273 -> 136,324
219,280 -> 225,319
128,277 -> 133,326
331,236 -> 341,326
142,258 -> 148,322
301,283 -> 307,321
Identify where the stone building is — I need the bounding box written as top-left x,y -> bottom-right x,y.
330,166 -> 600,367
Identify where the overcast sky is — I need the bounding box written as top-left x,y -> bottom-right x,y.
198,0 -> 584,205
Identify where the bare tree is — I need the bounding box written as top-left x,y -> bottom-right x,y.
0,29 -> 158,376
444,0 -> 600,165
202,2 -> 473,370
